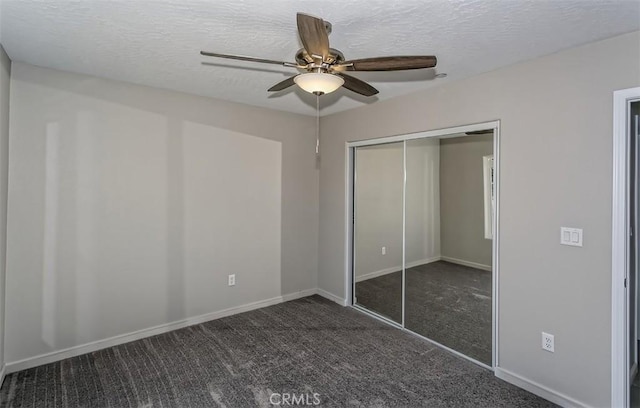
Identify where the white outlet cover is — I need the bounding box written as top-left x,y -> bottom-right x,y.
542,332 -> 555,352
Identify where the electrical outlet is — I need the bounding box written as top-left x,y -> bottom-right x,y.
228,274 -> 236,286
542,332 -> 554,352
381,246 -> 386,255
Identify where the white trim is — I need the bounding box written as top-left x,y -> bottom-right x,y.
355,256 -> 442,282
281,288 -> 318,302
483,154 -> 494,240
5,289 -> 318,374
317,288 -> 348,306
493,124 -> 500,369
347,120 -> 501,147
612,87 -> 640,408
345,144 -> 353,305
401,140 -> 407,327
495,368 -> 589,408
0,364 -> 5,388
354,266 -> 399,282
440,256 -> 492,272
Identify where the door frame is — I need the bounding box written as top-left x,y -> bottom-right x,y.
344,120 -> 501,369
612,86 -> 640,408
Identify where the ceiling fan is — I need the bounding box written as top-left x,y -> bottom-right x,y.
200,13 -> 437,97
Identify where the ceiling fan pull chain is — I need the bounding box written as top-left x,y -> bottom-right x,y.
316,94 -> 320,156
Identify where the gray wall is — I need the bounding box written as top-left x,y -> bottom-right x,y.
0,45 -> 10,375
318,31 -> 640,407
5,63 -> 318,364
440,135 -> 492,267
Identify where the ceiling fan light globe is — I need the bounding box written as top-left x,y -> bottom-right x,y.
294,73 -> 344,95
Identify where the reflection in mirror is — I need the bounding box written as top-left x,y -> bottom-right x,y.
353,142 -> 404,323
405,133 -> 493,365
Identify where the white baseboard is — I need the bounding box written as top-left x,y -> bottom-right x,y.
494,367 -> 589,408
440,256 -> 491,272
5,288 -> 318,374
355,266 -> 399,282
281,288 -> 317,302
355,256 -> 442,282
317,288 -> 347,306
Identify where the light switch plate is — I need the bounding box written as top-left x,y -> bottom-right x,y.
560,227 -> 583,247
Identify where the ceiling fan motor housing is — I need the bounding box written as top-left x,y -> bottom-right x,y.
295,48 -> 345,67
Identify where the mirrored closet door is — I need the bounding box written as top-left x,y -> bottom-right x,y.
353,142 -> 404,324
352,129 -> 496,367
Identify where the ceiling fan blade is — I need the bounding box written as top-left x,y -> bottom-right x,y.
337,73 -> 379,97
335,56 -> 437,71
268,76 -> 298,92
201,51 -> 301,68
296,13 -> 330,62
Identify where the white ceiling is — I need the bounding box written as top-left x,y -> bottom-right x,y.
1,0 -> 638,116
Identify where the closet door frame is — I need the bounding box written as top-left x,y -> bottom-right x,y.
345,120 -> 501,369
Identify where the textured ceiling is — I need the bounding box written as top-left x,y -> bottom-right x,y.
1,0 -> 639,116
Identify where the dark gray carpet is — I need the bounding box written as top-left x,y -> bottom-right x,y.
355,260 -> 492,364
0,295 -> 553,407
